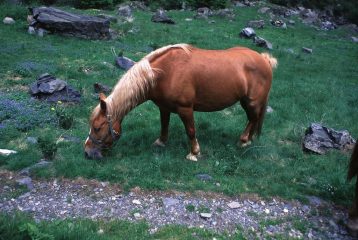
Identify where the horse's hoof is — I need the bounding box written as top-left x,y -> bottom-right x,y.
186,152 -> 199,161
153,138 -> 166,147
239,141 -> 252,148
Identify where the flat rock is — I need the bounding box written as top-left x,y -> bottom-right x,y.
0,149 -> 17,156
117,5 -> 132,18
228,201 -> 241,209
200,212 -> 212,219
247,20 -> 265,29
29,7 -> 111,40
94,82 -> 112,94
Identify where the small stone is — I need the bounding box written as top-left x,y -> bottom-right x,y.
117,5 -> 132,18
196,173 -> 213,181
97,229 -> 104,234
264,208 -> 270,214
283,208 -> 289,213
133,212 -> 141,219
0,149 -> 17,156
115,56 -> 135,70
28,26 -> 36,35
288,20 -> 295,25
3,17 -> 15,24
239,27 -> 256,38
37,28 -> 47,37
132,199 -> 141,205
228,201 -> 241,209
352,36 -> 358,43
266,106 -> 274,113
200,212 -> 212,219
185,18 -> 193,21
302,47 -> 313,54
253,36 -> 273,50
151,9 -> 175,24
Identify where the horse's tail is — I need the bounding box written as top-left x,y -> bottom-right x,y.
348,143 -> 358,181
261,53 -> 278,69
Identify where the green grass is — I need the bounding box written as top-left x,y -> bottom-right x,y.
0,2 -> 357,210
0,212 -> 243,240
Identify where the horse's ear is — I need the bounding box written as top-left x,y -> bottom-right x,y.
99,93 -> 107,113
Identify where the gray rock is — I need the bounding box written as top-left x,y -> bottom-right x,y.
3,17 -> 15,24
28,26 -> 36,35
151,9 -> 175,24
30,7 -> 111,40
352,36 -> 358,42
303,123 -> 356,154
37,28 -> 47,37
194,7 -> 211,19
94,82 -> 112,94
16,177 -> 33,190
196,173 -> 213,181
302,47 -> 313,54
228,201 -> 241,209
20,160 -> 52,176
271,19 -> 287,29
212,9 -> 235,19
321,21 -> 336,30
38,79 -> 67,93
162,197 -> 179,208
247,20 -> 265,29
253,36 -> 273,50
26,137 -> 38,144
258,7 -> 270,14
115,56 -> 136,70
117,5 -> 132,18
239,27 -> 256,38
29,73 -> 81,103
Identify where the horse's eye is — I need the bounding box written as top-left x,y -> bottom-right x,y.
94,127 -> 100,132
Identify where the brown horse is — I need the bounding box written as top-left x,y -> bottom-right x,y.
84,44 -> 277,160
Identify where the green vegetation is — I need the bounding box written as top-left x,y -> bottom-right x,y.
0,212 -> 242,240
0,0 -> 357,212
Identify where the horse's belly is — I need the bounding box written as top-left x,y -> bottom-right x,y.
193,94 -> 239,112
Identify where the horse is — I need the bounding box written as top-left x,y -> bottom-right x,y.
84,43 -> 277,160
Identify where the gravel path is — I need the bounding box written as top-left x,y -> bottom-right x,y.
0,170 -> 354,239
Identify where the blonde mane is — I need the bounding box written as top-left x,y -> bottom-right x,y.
104,43 -> 191,120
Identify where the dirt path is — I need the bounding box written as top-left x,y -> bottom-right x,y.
0,170 -> 354,239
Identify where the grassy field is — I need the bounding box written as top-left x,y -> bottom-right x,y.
0,1 -> 357,214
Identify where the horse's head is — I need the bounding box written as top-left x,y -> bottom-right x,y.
84,93 -> 121,159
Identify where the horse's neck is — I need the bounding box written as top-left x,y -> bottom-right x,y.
108,87 -> 149,122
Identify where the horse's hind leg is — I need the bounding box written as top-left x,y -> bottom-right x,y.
153,108 -> 170,147
239,99 -> 262,147
177,107 -> 200,161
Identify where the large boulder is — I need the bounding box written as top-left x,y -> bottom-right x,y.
29,7 -> 111,40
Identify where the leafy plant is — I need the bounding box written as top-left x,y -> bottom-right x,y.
19,222 -> 54,240
55,101 -> 74,130
38,133 -> 58,160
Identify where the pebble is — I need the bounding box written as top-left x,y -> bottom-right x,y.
228,201 -> 241,209
132,199 -> 141,205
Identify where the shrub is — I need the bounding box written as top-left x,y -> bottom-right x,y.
38,133 -> 57,159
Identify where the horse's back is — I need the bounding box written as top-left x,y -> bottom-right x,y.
150,46 -> 273,112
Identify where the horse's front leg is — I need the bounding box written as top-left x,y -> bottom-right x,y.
178,107 -> 200,161
153,108 -> 170,147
